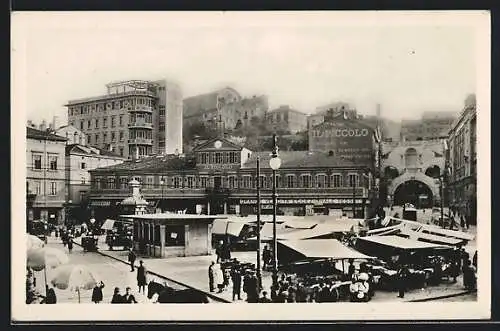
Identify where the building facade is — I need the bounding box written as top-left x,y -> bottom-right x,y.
55,125 -> 87,146
26,127 -> 68,224
447,94 -> 477,224
65,144 -> 125,223
267,105 -> 308,134
183,87 -> 268,131
307,102 -> 355,130
380,139 -> 447,208
400,111 -> 457,141
66,79 -> 183,159
88,137 -> 373,221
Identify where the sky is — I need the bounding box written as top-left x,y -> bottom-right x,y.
13,11 -> 481,125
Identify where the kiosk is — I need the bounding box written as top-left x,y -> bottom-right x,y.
120,213 -> 227,258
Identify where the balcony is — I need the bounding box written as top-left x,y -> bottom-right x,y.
128,138 -> 153,145
128,121 -> 153,129
129,105 -> 153,113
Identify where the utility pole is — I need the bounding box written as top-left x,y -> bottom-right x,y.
256,156 -> 262,291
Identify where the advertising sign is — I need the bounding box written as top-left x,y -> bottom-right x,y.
310,120 -> 375,167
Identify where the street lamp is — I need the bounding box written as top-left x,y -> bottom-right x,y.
160,177 -> 165,212
256,156 -> 262,291
269,134 -> 281,290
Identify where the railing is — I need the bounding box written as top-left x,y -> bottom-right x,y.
129,105 -> 153,113
128,138 -> 153,145
128,121 -> 153,129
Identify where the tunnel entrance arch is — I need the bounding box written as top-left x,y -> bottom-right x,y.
393,180 -> 434,209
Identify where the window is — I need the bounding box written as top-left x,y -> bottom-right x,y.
119,147 -> 124,157
300,174 -> 311,188
286,175 -> 295,188
315,174 -> 326,188
87,120 -> 91,129
165,225 -> 185,246
95,133 -> 99,143
81,177 -> 86,185
174,177 -> 182,188
111,132 -> 116,141
187,176 -> 194,188
331,174 -> 342,188
49,155 -> 58,170
146,176 -> 154,188
80,121 -> 84,130
200,177 -> 208,188
348,174 -> 359,187
119,115 -> 123,126
33,154 -> 42,170
159,106 -> 166,116
107,177 -> 115,189
120,177 -> 128,189
111,116 -> 116,128
229,152 -> 236,163
103,117 -> 108,128
33,181 -> 41,195
215,152 -> 222,164
49,182 -> 57,195
81,162 -> 86,169
242,175 -> 252,188
259,175 -> 267,189
95,119 -> 99,128
275,174 -> 281,188
103,133 -> 107,142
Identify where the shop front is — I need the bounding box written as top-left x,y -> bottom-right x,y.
236,197 -> 369,218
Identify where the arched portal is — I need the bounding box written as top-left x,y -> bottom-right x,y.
393,180 -> 433,208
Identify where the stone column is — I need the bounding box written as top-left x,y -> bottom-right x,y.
151,222 -> 156,257
223,202 -> 228,215
184,224 -> 190,257
160,224 -> 166,258
207,202 -> 211,215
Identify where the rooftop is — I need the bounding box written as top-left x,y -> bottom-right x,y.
66,144 -> 124,158
27,127 -> 67,142
120,213 -> 227,222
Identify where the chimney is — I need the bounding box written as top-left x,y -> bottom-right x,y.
39,120 -> 47,131
52,116 -> 59,130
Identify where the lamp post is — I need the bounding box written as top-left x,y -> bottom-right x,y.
439,176 -> 445,228
256,156 -> 262,290
352,175 -> 357,218
160,177 -> 165,212
269,134 -> 281,290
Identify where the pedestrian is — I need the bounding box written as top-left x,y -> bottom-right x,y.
215,240 -> 223,263
262,245 -> 271,270
213,263 -> 224,293
231,266 -> 242,301
128,249 -> 137,272
462,259 -> 476,291
43,285 -> 57,304
123,287 -> 138,303
259,291 -> 272,303
208,261 -> 215,292
460,214 -> 466,229
347,260 -> 356,280
397,264 -> 410,298
91,281 -> 105,303
111,287 -> 124,303
137,260 -> 148,295
67,236 -> 73,254
473,251 -> 478,269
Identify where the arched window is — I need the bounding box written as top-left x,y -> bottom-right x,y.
404,148 -> 418,168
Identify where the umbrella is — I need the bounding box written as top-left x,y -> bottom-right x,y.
51,264 -> 100,303
27,247 -> 69,272
26,234 -> 45,251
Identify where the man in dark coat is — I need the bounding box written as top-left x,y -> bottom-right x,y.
92,281 -> 105,303
123,287 -> 138,303
67,236 -> 73,253
245,272 -> 259,303
397,265 -> 410,298
231,267 -> 242,301
43,285 -> 57,304
259,291 -> 272,303
137,260 -> 147,294
208,261 -> 215,292
128,249 -> 137,272
262,246 -> 271,270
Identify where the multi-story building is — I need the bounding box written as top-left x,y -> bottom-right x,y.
66,79 -> 183,159
183,87 -> 268,131
26,127 -> 67,225
87,136 -> 373,221
448,94 -> 477,224
267,105 -> 308,134
400,111 -> 457,141
65,144 -> 125,223
55,125 -> 87,145
307,102 -> 355,130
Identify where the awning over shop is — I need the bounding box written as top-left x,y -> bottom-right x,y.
357,235 -> 448,250
89,200 -> 112,207
277,223 -> 354,241
284,219 -> 318,229
419,225 -> 475,241
212,219 -> 249,237
399,230 -> 463,246
101,219 -> 115,230
279,239 -> 374,260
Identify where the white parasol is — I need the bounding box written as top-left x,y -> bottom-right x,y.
50,264 -> 100,303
